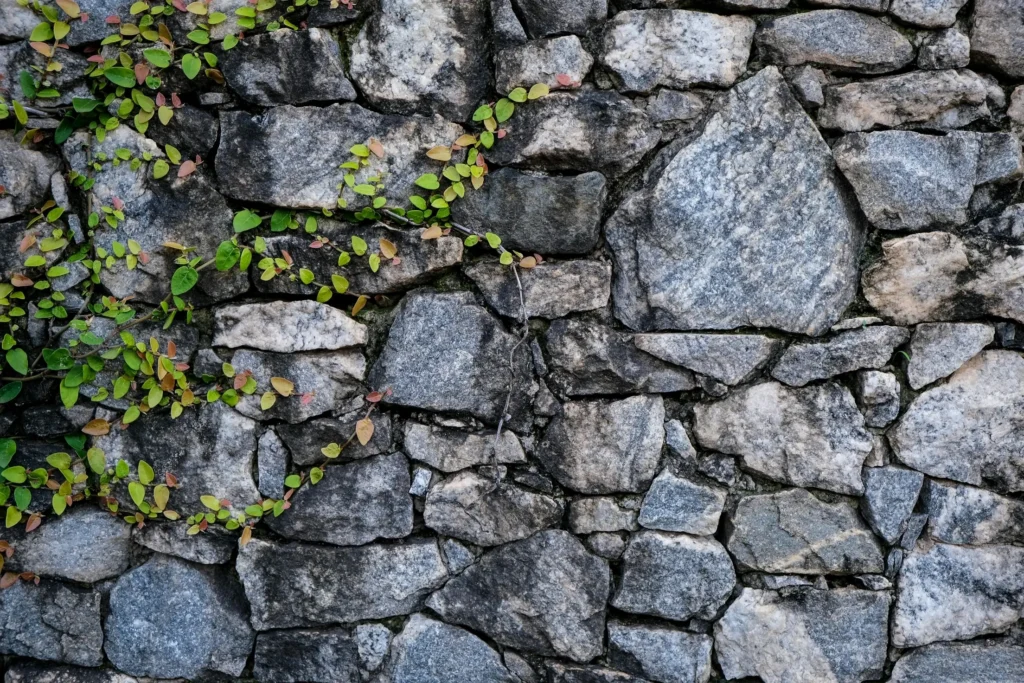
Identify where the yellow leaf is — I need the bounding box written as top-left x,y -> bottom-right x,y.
528,83 -> 550,99
153,484 -> 169,510
426,146 -> 451,161
56,0 -> 81,17
186,1 -> 207,13
421,225 -> 443,240
351,295 -> 369,317
355,417 -> 374,446
270,377 -> 294,397
240,525 -> 252,547
379,238 -> 397,259
454,134 -> 477,147
520,256 -> 537,269
260,391 -> 277,411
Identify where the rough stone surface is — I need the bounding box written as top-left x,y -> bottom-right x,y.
918,28 -> 971,69
568,497 -> 639,534
889,641 -> 1024,682
277,411 -> 393,466
213,299 -> 367,352
403,422 -> 526,472
0,581 -> 103,667
922,479 -> 1024,545
907,322 -> 994,388
891,0 -> 968,27
633,333 -> 781,385
379,614 -> 518,683
0,132 -> 60,221
496,36 -> 593,92
860,466 -> 924,544
607,621 -> 713,683
133,523 -> 237,565
511,0 -> 607,37
714,587 -> 890,683
855,370 -> 901,428
770,325 -> 908,386
253,628 -> 361,683
466,259 -> 611,319
638,470 -> 725,536
2,662 -> 139,683
5,506 -> 130,583
257,429 -> 288,500
971,0 -> 1024,78
693,382 -> 873,495
426,530 -> 609,662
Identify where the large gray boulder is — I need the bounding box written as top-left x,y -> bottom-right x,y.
633,333 -> 781,385
770,325 -> 908,386
971,0 -> 1024,78
253,628 -> 362,683
213,299 -> 367,352
889,641 -> 1024,683
426,530 -> 609,662
379,614 -> 519,683
0,131 -> 60,220
922,479 -> 1024,545
607,621 -> 713,683
607,67 -> 862,335
693,381 -> 873,495
104,555 -> 255,679
907,322 -> 994,389
0,580 -> 103,666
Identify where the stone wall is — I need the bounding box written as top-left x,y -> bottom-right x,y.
2,0 -> 1024,681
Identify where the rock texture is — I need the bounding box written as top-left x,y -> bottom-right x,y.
907,322 -> 994,388
889,641 -> 1024,682
770,325 -> 908,386
0,581 -> 103,666
213,299 -> 367,352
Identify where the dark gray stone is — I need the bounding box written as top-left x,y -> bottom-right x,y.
890,641 -> 1024,683
546,664 -> 647,682
0,580 -> 103,666
0,131 -> 59,220
770,325 -> 908,386
465,259 -> 611,319
253,628 -> 361,683
638,470 -> 725,536
133,523 -> 237,565
860,466 -> 924,544
0,42 -> 89,105
278,411 -> 394,466
922,479 -> 1024,545
2,662 -> 139,683
144,104 -> 219,161
5,506 -> 130,583
607,621 -> 713,683
496,36 -> 594,92
633,333 -> 781,385
511,0 -> 607,37
403,421 -> 525,472
971,0 -> 1024,78
379,614 -> 518,682
907,322 -> 994,389
257,429 -> 288,500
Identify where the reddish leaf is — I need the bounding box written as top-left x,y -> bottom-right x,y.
105,14 -> 120,22
165,472 -> 179,487
0,572 -> 18,589
280,249 -> 293,266
87,54 -> 105,63
171,92 -> 183,108
233,370 -> 251,391
167,340 -> 177,358
18,233 -> 36,253
25,515 -> 41,532
80,11 -> 89,21
309,241 -> 323,249
134,62 -> 149,84
155,92 -> 166,107
497,129 -> 507,139
300,392 -> 314,405
177,160 -> 196,178
171,0 -> 187,9
366,391 -> 383,403
112,196 -> 124,211
139,251 -> 150,265
556,73 -> 573,86
11,274 -> 33,287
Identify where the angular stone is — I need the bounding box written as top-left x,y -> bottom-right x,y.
693,382 -> 873,495
451,168 -> 605,256
496,36 -> 593,92
818,69 -> 990,131
356,622 -> 392,673
587,532 -> 628,560
6,506 -> 130,583
105,555 -> 254,679
569,498 -> 639,536
145,103 -> 219,161
862,233 -> 1024,325
923,479 -> 1024,545
94,401 -> 259,510
546,664 -> 646,683
890,641 -> 1024,683
368,291 -> 535,431
217,103 -> 463,210
612,531 -> 735,621
237,538 -> 448,629
466,259 -> 611,319
891,0 -> 968,26
4,442 -> 86,514
0,42 -> 89,106
348,0 -> 489,120
860,466 -> 924,544
0,0 -> 38,41
855,370 -> 901,428
633,333 -> 781,385
538,395 -> 664,493
0,131 -> 60,220
379,614 -> 518,682
220,28 -> 354,106
757,10 -> 913,74
907,322 -> 994,389
892,542 -> 1024,647
0,580 -> 103,666
891,351 -> 1024,491
213,299 -> 367,352
646,89 -> 706,124
715,587 -> 889,683
257,429 -> 287,499
607,621 -> 713,683
265,452 -> 413,546
602,10 -> 754,92
230,349 -> 365,423
278,411 -> 393,466
403,421 -> 526,472
639,470 -> 725,536
253,628 -> 361,683
133,523 -> 237,565
971,0 -> 1024,78
511,0 -> 606,37
726,489 -> 884,574
426,530 -> 609,662
2,662 -> 140,683
770,325 -> 908,386
487,91 -> 660,178
607,67 -> 862,335
918,28 -> 971,68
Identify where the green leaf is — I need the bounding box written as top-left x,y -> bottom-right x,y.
200,494 -> 221,511
14,486 -> 31,510
46,452 -> 71,469
187,29 -> 209,44
19,70 -> 37,99
215,241 -> 240,271
5,349 -> 28,376
331,274 -> 349,294
0,440 -> 14,468
309,467 -> 323,484
52,492 -> 67,515
485,232 -> 502,249
170,266 -> 199,295
500,250 -> 514,265
30,22 -> 54,42
480,130 -> 494,149
165,144 -> 182,164
104,67 -> 137,88
5,506 -> 21,528
368,253 -> 380,273
72,97 -> 102,113
153,159 -> 169,179
528,83 -> 550,99
472,104 -> 493,121
494,98 -> 514,123
122,405 -> 141,425
245,504 -> 264,517
181,53 -> 201,80
43,348 -> 74,370
0,383 -> 22,404
59,379 -> 79,409
138,460 -> 154,485
464,234 -> 479,247
321,442 -> 341,458
128,481 -> 146,507
409,195 -> 427,210
353,184 -> 376,196
144,48 -> 171,68
351,236 -> 368,256
233,209 -> 262,232
316,286 -> 331,303
350,144 -> 370,157
284,474 -> 301,488
2,467 -> 27,483
270,209 -> 291,232
508,87 -> 527,103
222,34 -> 239,50
414,174 -> 440,191
87,447 -> 106,474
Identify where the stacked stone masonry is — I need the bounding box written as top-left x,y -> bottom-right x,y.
3,0 -> 1024,681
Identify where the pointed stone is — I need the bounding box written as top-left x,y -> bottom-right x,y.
633,333 -> 781,385
770,325 -> 908,386
907,322 -> 994,389
213,300 -> 367,352
860,466 -> 925,544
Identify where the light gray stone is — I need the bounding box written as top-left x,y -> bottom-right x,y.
257,429 -> 288,500
787,65 -> 827,108
612,531 -> 735,621
633,333 -> 781,385
511,0 -> 607,38
923,479 -> 1024,545
607,621 -> 713,683
892,542 -> 1024,647
587,532 -> 628,560
714,587 -> 890,683
380,614 -> 518,682
0,42 -> 89,106
646,89 -> 706,124
410,467 -> 432,497
607,67 -> 862,335
971,0 -> 1024,78
356,623 -> 392,672
105,555 -> 255,679
0,131 -> 60,220
770,325 -> 908,386
213,299 -> 366,352
855,370 -> 901,428
465,259 -> 611,320
918,28 -> 971,68
546,664 -> 647,682
441,539 -> 477,574
889,641 -> 1024,683
639,470 -> 725,536
693,381 -> 873,495
403,422 -> 526,472
5,506 -> 130,583
568,496 -> 640,534
756,10 -> 913,74
133,523 -> 237,565
496,36 -> 593,92
253,628 -> 360,683
537,395 -> 664,493
891,0 -> 968,26
0,0 -> 38,41
907,322 -> 994,389
0,580 -> 103,667
860,466 -> 924,544
2,662 -> 140,683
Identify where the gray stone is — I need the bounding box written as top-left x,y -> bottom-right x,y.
664,419 -> 697,462
491,0 -> 527,45
145,103 -> 219,161
0,218 -> 68,284
278,412 -> 393,466
94,401 -> 259,510
403,422 -> 526,472
424,470 -> 563,546
441,539 -> 477,574
923,479 -> 1024,545
545,319 -> 697,396
5,506 -> 130,583
356,622 -> 392,672
545,664 -> 646,682
426,530 -> 609,662
892,542 -> 1024,647
487,91 -> 660,178
919,28 -> 971,68
607,621 -> 712,683
306,0 -> 371,26
465,259 -> 611,319
264,452 -> 413,546
607,67 -> 862,335
538,395 -> 664,493
639,470 -> 725,536
890,641 -> 1024,683
451,168 -> 605,256
633,333 -> 781,385
214,299 -> 366,353
0,42 -> 89,106
601,10 -> 755,92
510,0 -> 606,37
971,0 -> 1024,78
890,350 -> 1024,492
646,89 -> 706,124
410,467 -> 432,496
237,537 -> 448,629
860,466 -> 924,544
786,65 -> 827,108
133,523 -> 237,565
818,69 -> 990,131
568,497 -> 640,534
379,614 -> 518,682
726,488 -> 884,574
891,0 -> 968,26
693,382 -> 873,495
13,405 -> 94,439
0,131 -> 59,220
855,370 -> 901,428
714,587 -> 890,683
862,233 -> 1024,326
257,429 -> 288,500
253,628 -> 361,683
217,103 -> 463,210
971,203 -> 1024,242
0,580 -> 103,666
756,10 -> 913,74
612,531 -> 735,621
2,662 -> 139,683
900,513 -> 929,550
770,325 -> 908,386
0,0 -> 38,40
369,291 -> 535,431
907,322 -> 994,389
348,0 -> 489,120
809,0 -> 885,10
105,555 -> 254,679
496,36 -> 593,92
587,532 -> 628,559
230,349 -> 365,424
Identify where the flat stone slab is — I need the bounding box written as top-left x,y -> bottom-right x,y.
770,325 -> 908,386
465,259 -> 611,319
890,641 -> 1024,683
0,580 -> 103,667
634,333 -> 781,385
213,300 -> 367,352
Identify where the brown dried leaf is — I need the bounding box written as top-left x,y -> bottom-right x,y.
368,139 -> 384,158
379,238 -> 397,259
270,377 -> 294,397
420,225 -> 442,240
355,417 -> 374,446
426,146 -> 451,162
240,525 -> 252,547
81,419 -> 110,436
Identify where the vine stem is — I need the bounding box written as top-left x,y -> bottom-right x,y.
380,208 -> 510,255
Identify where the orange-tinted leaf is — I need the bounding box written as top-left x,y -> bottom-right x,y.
379,238 -> 397,259
240,525 -> 252,546
420,225 -> 442,240
355,417 -> 374,446
366,391 -> 383,403
134,62 -> 149,84
57,0 -> 81,17
351,295 -> 369,317
0,572 -> 18,589
25,514 -> 42,532
11,274 -> 33,287
18,233 -> 36,253
368,139 -> 384,158
270,377 -> 294,397
454,134 -> 477,147
165,472 -> 179,487
167,340 -> 177,358
177,160 -> 196,178
81,419 -> 111,436
30,41 -> 53,57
